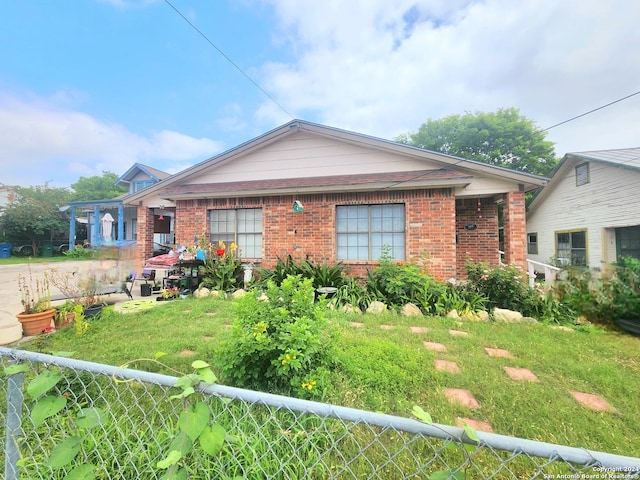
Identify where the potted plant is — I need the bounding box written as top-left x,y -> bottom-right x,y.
54,300 -> 77,329
16,267 -> 56,336
49,268 -> 108,318
152,280 -> 162,293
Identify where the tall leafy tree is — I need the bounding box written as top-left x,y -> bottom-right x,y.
396,108 -> 558,176
0,185 -> 71,255
69,171 -> 127,201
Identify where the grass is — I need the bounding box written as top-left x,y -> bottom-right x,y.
21,297 -> 640,456
7,295 -> 639,478
0,255 -> 74,265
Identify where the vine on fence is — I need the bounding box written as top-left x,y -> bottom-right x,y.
2,353 -> 234,480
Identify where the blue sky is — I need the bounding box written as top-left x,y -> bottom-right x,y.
1,0 -> 639,187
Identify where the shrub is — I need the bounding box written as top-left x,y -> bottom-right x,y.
366,255 -> 432,309
256,255 -> 346,290
333,277 -> 372,311
217,275 -> 336,397
549,257 -> 640,325
465,261 -> 540,316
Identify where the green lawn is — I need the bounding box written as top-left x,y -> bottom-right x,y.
20,295 -> 640,459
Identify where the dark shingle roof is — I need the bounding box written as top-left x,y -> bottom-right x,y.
161,169 -> 471,199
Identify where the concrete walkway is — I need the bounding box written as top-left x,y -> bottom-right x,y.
0,260 -> 145,344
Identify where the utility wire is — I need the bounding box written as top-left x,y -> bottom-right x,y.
540,89 -> 640,132
163,0 -> 294,120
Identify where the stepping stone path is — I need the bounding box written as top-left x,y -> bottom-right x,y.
348,323 -> 619,425
456,417 -> 493,433
570,391 -> 617,413
444,388 -> 480,409
423,341 -> 447,352
503,366 -> 539,382
410,326 -> 428,334
484,347 -> 514,359
448,329 -> 469,337
435,359 -> 460,374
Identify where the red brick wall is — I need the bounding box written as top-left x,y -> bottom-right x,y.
502,191 -> 527,270
136,205 -> 156,266
455,198 -> 500,276
169,189 -> 510,281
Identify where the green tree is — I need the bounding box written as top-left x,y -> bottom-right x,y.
396,108 -> 558,176
0,185 -> 71,255
69,171 -> 127,201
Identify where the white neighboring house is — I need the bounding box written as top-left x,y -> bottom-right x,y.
526,147 -> 640,270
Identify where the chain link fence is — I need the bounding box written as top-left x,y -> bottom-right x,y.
2,347 -> 639,479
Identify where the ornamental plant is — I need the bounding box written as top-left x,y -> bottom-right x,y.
217,275 -> 336,397
201,240 -> 243,292
464,261 -> 540,317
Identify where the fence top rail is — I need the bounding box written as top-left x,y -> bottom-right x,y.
2,347 -> 639,471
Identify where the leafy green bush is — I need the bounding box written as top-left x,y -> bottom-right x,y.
256,255 -> 346,290
217,275 -> 336,397
63,245 -> 94,259
366,254 -> 433,309
465,261 -> 540,316
333,277 -> 371,311
549,257 -> 640,325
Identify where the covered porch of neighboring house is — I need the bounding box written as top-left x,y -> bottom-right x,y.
63,200 -> 129,250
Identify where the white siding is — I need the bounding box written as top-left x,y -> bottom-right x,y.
527,160 -> 640,267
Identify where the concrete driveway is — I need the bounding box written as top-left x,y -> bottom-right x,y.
0,260 -> 144,345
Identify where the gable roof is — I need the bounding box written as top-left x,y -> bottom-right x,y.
125,119 -> 548,203
528,147 -> 640,212
116,163 -> 170,186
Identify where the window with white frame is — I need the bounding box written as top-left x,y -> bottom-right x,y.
556,230 -> 586,266
336,204 -> 405,260
209,208 -> 262,258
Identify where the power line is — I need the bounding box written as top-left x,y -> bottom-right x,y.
540,89 -> 640,132
163,0 -> 294,120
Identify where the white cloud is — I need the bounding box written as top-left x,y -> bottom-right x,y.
257,0 -> 640,155
0,94 -> 222,187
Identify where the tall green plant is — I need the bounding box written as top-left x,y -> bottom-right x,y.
201,241 -> 243,292
218,275 -> 336,397
366,247 -> 434,309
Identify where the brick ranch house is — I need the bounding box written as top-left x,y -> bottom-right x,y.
125,120 -> 547,281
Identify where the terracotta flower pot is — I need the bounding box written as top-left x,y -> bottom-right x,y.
16,308 -> 56,336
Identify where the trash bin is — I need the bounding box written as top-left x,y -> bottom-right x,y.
140,283 -> 152,297
0,243 -> 11,259
41,243 -> 53,257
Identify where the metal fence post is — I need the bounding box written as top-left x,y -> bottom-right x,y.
4,369 -> 25,480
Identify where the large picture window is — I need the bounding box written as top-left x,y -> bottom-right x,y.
209,208 -> 262,258
556,230 -> 587,266
336,204 -> 405,260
